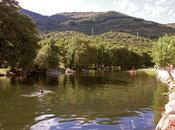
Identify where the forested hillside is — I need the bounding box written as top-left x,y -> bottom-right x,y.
21,9 -> 175,39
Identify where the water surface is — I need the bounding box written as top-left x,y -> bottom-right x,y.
0,71 -> 167,130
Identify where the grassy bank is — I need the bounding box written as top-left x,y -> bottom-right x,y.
0,68 -> 9,74
137,68 -> 157,76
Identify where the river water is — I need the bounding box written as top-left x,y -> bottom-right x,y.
0,71 -> 167,130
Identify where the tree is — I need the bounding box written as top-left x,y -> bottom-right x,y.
0,0 -> 39,69
152,35 -> 175,80
35,40 -> 60,70
39,31 -> 153,71
64,37 -> 97,69
152,35 -> 175,67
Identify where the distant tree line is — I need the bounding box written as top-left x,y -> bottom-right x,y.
35,31 -> 154,71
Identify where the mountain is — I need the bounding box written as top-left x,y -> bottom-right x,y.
166,23 -> 175,29
21,9 -> 47,22
21,9 -> 175,39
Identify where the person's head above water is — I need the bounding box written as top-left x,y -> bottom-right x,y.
40,90 -> 44,94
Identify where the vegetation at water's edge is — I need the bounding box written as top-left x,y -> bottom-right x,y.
152,35 -> 175,81
137,68 -> 157,76
152,35 -> 175,67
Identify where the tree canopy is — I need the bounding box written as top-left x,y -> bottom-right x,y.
0,0 -> 39,69
35,40 -> 60,70
152,35 -> 175,67
36,31 -> 153,71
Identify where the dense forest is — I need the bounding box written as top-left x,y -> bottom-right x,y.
35,31 -> 153,71
1,0 -> 175,75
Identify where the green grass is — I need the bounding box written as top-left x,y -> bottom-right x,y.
138,68 -> 157,76
0,68 -> 9,74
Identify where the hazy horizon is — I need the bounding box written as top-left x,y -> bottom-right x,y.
17,0 -> 175,24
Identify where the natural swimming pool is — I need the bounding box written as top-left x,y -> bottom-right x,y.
0,71 -> 167,130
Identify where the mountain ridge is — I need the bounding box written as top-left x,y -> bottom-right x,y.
21,9 -> 175,39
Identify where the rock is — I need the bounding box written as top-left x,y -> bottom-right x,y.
169,92 -> 175,102
165,100 -> 175,114
156,112 -> 169,130
5,71 -> 16,77
156,69 -> 175,130
169,82 -> 175,91
65,68 -> 76,75
81,68 -> 88,73
46,69 -> 61,76
162,114 -> 175,130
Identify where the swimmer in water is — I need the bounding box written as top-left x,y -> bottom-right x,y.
129,66 -> 137,76
40,90 -> 44,94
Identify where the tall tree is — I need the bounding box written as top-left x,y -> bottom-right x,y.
35,40 -> 60,70
0,0 -> 39,69
152,35 -> 175,80
152,35 -> 175,67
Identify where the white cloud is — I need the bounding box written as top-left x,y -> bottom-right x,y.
16,0 -> 175,23
114,0 -> 175,23
17,0 -> 104,15
79,4 -> 101,12
17,0 -> 99,15
114,0 -> 139,15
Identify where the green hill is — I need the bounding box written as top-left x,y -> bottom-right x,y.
21,9 -> 175,39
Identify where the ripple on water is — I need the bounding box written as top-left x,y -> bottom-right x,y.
30,109 -> 154,130
35,114 -> 56,122
21,90 -> 54,98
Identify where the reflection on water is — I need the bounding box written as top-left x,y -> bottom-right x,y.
0,71 -> 167,130
31,109 -> 154,130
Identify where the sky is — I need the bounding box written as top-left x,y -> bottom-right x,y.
17,0 -> 175,24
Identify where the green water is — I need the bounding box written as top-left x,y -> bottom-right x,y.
0,71 -> 167,130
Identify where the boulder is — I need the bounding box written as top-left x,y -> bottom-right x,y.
162,114 -> 175,130
65,68 -> 76,75
46,69 -> 61,76
165,100 -> 175,114
81,68 -> 88,73
169,92 -> 175,102
156,112 -> 169,130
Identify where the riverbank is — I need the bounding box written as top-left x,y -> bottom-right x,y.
156,69 -> 175,130
137,68 -> 157,76
0,68 -> 9,76
0,67 -> 158,77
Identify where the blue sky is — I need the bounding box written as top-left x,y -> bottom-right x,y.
17,0 -> 175,24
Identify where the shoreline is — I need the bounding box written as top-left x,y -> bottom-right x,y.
156,69 -> 175,130
0,67 -> 157,78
